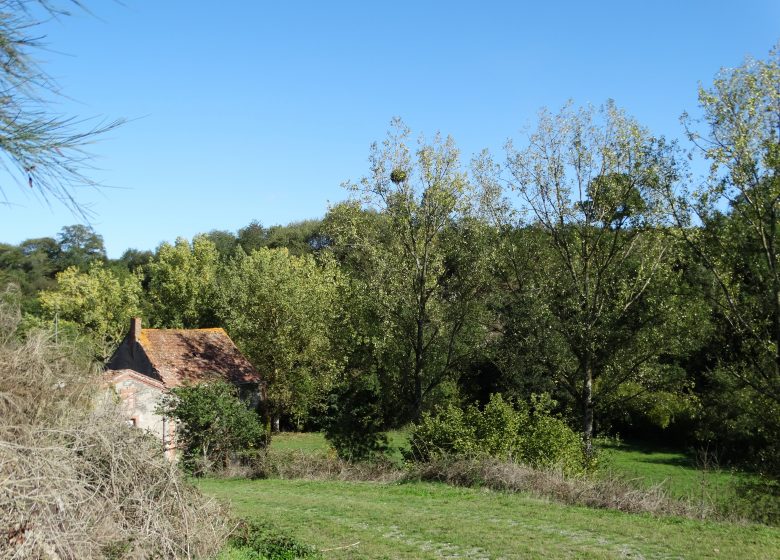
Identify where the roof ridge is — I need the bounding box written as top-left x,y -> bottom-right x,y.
140,327 -> 226,333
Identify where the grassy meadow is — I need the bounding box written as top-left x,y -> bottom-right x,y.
270,431 -> 747,500
201,478 -> 780,559
197,432 -> 779,559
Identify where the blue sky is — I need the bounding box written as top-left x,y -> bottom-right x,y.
0,0 -> 778,257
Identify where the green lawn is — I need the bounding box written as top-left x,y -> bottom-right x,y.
598,440 -> 748,503
200,477 -> 780,559
271,430 -> 410,463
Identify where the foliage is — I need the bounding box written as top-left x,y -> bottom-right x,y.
224,521 -> 322,560
55,224 -> 107,270
38,261 -> 143,360
668,46 -> 780,473
236,219 -> 327,256
146,235 -> 220,328
157,380 -> 268,474
217,247 -> 343,427
322,373 -> 389,461
0,1 -> 122,214
407,393 -> 585,475
477,101 -> 698,456
328,118 -> 495,421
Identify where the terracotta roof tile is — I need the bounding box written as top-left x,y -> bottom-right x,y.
137,328 -> 260,388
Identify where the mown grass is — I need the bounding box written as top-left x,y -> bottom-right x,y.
597,440 -> 750,504
200,477 -> 780,559
272,430 -> 410,463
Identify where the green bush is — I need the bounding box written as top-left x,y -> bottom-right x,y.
407,393 -> 585,475
222,521 -> 322,560
322,375 -> 388,462
157,379 -> 268,474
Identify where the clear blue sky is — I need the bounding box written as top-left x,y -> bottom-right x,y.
0,0 -> 778,257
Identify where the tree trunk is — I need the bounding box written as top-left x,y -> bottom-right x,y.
583,361 -> 594,460
412,313 -> 425,421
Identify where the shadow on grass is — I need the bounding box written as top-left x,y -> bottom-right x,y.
600,439 -> 696,466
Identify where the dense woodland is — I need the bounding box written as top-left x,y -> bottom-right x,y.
2,47 -> 779,478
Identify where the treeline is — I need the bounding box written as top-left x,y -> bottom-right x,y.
2,47 -> 779,476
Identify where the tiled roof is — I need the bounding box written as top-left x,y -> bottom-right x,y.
137,328 -> 260,388
105,368 -> 166,390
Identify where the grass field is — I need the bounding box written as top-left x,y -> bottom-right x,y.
196,432 -> 780,558
597,440 -> 747,503
270,431 -> 745,500
200,477 -> 780,559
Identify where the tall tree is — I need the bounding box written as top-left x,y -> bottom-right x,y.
483,102 -> 691,456
56,224 -> 106,270
217,247 -> 343,429
39,262 -> 143,360
146,236 -> 219,328
329,119 -> 494,421
668,47 -> 780,467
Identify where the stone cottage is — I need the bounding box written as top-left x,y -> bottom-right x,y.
104,317 -> 263,457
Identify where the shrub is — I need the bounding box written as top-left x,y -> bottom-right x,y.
224,521 -> 322,560
322,375 -> 388,462
407,393 -> 585,475
157,379 -> 269,474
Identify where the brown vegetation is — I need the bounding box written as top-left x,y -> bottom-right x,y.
245,449 -> 706,519
0,298 -> 231,559
406,457 -> 702,517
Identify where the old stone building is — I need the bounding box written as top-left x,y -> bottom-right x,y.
104,317 -> 263,457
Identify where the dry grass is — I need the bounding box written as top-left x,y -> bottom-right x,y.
406,457 -> 702,517
248,448 -> 402,483
245,448 -> 702,519
0,298 -> 232,559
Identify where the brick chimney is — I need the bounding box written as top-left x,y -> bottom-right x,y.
130,317 -> 142,344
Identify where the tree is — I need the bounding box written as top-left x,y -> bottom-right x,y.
204,229 -> 239,259
0,1 -> 121,214
667,47 -> 780,472
670,47 -> 780,408
323,373 -> 389,462
482,102 -> 694,456
328,119 -> 494,421
237,220 -> 267,253
157,380 -> 267,474
146,235 -> 219,328
56,224 -> 106,270
217,247 -> 343,429
39,261 -> 143,359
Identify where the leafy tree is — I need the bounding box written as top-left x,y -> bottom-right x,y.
56,224 -> 107,270
146,235 -> 219,328
667,47 -> 780,472
264,219 -> 327,255
480,102 -> 696,456
237,220 -> 267,253
323,373 -> 388,461
204,229 -> 239,259
235,219 -> 327,256
0,1 -> 121,214
217,247 -> 343,429
157,380 -> 267,474
118,248 -> 153,273
39,261 -> 143,359
328,119 -> 494,421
